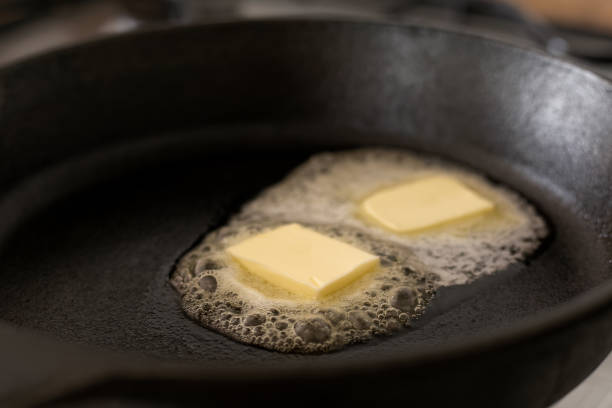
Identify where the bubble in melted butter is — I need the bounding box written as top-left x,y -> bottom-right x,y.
170,148 -> 548,353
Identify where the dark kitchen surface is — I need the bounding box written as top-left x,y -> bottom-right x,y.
0,2 -> 611,407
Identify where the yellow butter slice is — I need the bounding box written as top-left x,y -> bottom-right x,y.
359,175 -> 494,233
226,223 -> 379,299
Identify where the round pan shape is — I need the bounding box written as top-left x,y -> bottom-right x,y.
0,20 -> 611,407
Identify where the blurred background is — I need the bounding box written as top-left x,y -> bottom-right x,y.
2,0 -> 612,76
1,1 -> 611,407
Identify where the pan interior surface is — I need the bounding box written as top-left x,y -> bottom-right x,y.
0,125 -> 608,364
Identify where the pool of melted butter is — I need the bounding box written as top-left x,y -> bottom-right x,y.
170,148 -> 548,353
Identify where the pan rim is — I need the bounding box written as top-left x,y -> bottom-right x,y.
0,17 -> 611,377
2,15 -> 612,86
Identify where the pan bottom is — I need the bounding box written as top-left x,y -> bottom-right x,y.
0,128 -> 608,363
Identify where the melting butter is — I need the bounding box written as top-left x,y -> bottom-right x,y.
171,148 -> 547,353
359,175 -> 495,233
227,223 -> 379,299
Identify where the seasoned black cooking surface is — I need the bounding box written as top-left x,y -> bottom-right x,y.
0,138 -> 607,363
0,19 -> 610,407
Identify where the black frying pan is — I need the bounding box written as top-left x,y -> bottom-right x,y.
0,19 -> 611,408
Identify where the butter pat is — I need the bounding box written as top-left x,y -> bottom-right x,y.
226,223 -> 379,299
359,175 -> 494,233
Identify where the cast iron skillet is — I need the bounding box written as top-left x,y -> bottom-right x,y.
0,19 -> 611,407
